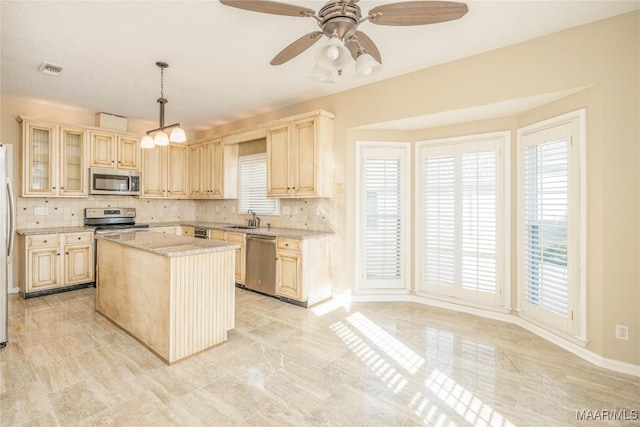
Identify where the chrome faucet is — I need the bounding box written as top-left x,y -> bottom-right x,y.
247,210 -> 260,228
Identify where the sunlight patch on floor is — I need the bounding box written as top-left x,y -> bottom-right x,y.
426,369 -> 515,427
346,312 -> 425,374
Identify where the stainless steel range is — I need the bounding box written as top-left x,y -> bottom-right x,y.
85,207 -> 149,234
85,208 -> 149,276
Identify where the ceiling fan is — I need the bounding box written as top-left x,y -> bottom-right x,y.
219,0 -> 469,81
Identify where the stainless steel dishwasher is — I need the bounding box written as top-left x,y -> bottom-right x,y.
245,235 -> 277,296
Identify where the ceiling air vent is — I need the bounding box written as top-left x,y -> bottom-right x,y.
38,62 -> 63,76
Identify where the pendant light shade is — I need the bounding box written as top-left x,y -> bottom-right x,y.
140,135 -> 155,149
140,62 -> 186,149
153,130 -> 169,146
169,127 -> 187,143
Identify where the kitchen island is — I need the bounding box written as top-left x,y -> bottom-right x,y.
95,232 -> 239,364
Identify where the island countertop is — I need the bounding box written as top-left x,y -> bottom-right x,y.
95,231 -> 239,257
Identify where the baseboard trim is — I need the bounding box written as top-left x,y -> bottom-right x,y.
351,293 -> 640,377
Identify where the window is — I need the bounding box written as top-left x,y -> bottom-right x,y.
356,143 -> 411,291
417,133 -> 509,307
517,110 -> 585,338
237,153 -> 279,215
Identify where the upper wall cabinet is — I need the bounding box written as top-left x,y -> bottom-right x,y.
21,119 -> 89,197
90,131 -> 140,170
140,144 -> 189,199
189,139 -> 238,199
266,110 -> 334,198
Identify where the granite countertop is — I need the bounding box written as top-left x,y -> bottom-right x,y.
177,221 -> 334,239
16,226 -> 95,236
18,222 -> 334,239
95,231 -> 239,257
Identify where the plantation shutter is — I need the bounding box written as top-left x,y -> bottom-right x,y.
365,157 -> 401,280
238,153 -> 278,215
423,148 -> 456,287
522,125 -> 570,317
461,148 -> 497,293
359,144 -> 409,290
420,138 -> 501,304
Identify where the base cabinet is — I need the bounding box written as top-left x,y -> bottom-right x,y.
18,232 -> 94,297
207,229 -> 245,284
275,235 -> 332,306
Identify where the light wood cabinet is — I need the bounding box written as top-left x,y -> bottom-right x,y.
275,235 -> 332,306
227,232 -> 246,285
21,120 -> 89,197
266,111 -> 334,198
141,144 -> 189,199
167,145 -> 189,198
17,231 -> 94,297
207,229 -> 245,284
189,139 -> 237,199
149,226 -> 179,234
90,132 -> 141,170
181,226 -> 195,237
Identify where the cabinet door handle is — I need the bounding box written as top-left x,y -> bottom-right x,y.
285,243 -> 289,247
43,240 -> 47,243
60,187 -> 64,189
65,252 -> 69,255
57,253 -> 60,256
77,237 -> 81,240
52,186 -> 56,189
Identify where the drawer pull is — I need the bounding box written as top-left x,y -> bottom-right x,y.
77,237 -> 81,240
285,243 -> 289,247
43,240 -> 47,243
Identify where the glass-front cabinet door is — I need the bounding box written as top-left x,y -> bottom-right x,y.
59,126 -> 88,197
23,121 -> 57,196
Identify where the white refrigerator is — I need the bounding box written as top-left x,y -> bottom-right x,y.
0,143 -> 16,348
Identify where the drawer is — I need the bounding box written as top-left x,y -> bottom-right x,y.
277,237 -> 301,252
64,232 -> 93,244
226,232 -> 245,243
208,229 -> 227,241
27,234 -> 61,248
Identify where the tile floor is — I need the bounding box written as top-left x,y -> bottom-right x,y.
1,287 -> 638,426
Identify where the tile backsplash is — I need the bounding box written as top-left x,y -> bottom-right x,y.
16,196 -> 335,232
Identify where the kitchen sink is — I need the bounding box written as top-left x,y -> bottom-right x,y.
223,225 -> 258,230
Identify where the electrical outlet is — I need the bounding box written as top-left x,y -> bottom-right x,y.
171,206 -> 178,212
215,206 -> 220,212
34,207 -> 48,215
293,207 -> 299,215
315,207 -> 321,216
615,324 -> 629,341
282,206 -> 290,215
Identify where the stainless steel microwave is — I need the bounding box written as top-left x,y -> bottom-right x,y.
89,167 -> 140,196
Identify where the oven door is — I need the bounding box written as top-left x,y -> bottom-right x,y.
90,168 -> 140,195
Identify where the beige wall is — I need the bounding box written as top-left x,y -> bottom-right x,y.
195,11 -> 640,366
2,11 -> 638,366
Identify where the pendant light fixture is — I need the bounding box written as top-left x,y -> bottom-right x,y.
140,62 -> 186,149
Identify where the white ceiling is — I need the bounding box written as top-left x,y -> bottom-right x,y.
2,1 -> 638,132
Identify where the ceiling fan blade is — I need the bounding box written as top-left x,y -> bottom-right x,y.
346,31 -> 382,64
219,0 -> 315,18
355,31 -> 382,64
368,1 -> 468,26
271,31 -> 324,65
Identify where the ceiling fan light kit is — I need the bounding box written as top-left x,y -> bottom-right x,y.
141,61 -> 186,148
219,0 -> 468,81
307,64 -> 337,83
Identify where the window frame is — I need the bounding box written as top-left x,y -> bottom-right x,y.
414,131 -> 511,308
355,141 -> 412,293
237,152 -> 280,216
516,109 -> 587,341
